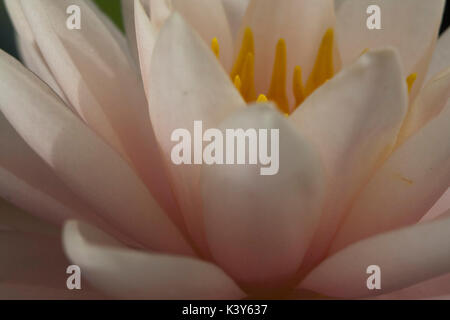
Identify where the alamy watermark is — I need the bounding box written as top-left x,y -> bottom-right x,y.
170,121 -> 279,176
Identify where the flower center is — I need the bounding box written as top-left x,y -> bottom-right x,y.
211,28 -> 417,115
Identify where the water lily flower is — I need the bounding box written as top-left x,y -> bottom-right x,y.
1,0 -> 449,299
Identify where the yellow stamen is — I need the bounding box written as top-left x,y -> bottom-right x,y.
231,27 -> 254,81
407,73 -> 417,93
233,75 -> 242,91
211,37 -> 220,59
305,28 -> 335,97
267,38 -> 289,114
360,48 -> 369,56
293,66 -> 305,107
240,53 -> 256,102
257,94 -> 268,103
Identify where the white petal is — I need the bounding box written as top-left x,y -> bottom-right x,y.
20,0 -> 180,219
290,49 -> 408,273
148,13 -> 244,254
238,0 -> 337,108
0,51 -> 193,256
300,214 -> 450,298
63,220 -> 245,299
201,104 -> 325,287
172,0 -> 234,70
397,67 -> 450,145
331,105 -> 450,253
221,0 -> 250,40
427,27 -> 450,81
337,0 -> 445,97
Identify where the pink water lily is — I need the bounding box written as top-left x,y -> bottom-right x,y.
0,0 -> 449,299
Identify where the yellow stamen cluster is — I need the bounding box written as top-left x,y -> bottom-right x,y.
221,27 -> 335,115
211,28 -> 418,116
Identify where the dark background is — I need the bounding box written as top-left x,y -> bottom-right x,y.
1,0 -> 450,59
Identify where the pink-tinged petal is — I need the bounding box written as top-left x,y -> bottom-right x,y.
299,213 -> 450,298
397,67 -> 450,145
20,0 -> 181,222
150,0 -> 172,28
331,105 -> 450,254
148,13 -> 244,254
172,0 -> 234,70
63,220 -> 245,299
201,105 -> 325,288
373,273 -> 450,300
337,0 -> 445,97
221,0 -> 250,40
121,0 -> 150,63
1,113 -> 79,224
0,114 -> 145,247
239,0 -> 337,107
0,201 -> 104,299
290,49 -> 408,273
427,27 -> 450,81
16,36 -> 69,107
421,188 -> 450,222
0,51 -> 193,256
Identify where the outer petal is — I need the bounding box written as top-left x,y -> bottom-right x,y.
0,50 -> 193,256
63,220 -> 245,300
299,213 -> 450,298
148,13 -> 244,254
397,67 -> 450,145
427,27 -> 450,81
172,0 -> 234,70
19,0 -> 179,219
238,0 -> 337,108
1,113 -> 80,224
331,104 -> 450,253
135,0 -> 158,100
290,49 -> 408,273
0,200 -> 103,299
201,105 -> 325,287
336,0 -> 445,97
221,0 -> 250,40
121,0 -> 150,63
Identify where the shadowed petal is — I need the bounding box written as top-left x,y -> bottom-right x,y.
19,0 -> 180,219
0,50 -> 193,256
63,220 -> 245,299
